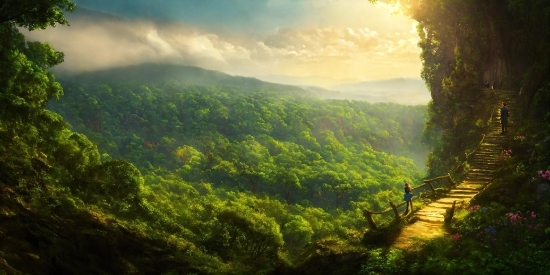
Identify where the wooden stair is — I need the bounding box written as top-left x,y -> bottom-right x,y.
392,90 -> 517,249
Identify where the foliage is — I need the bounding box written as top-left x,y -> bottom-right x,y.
48,78 -> 428,212
0,0 -> 75,30
357,1 -> 550,275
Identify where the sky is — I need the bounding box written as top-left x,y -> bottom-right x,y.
24,0 -> 423,87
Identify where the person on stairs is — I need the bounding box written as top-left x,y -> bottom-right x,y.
404,182 -> 413,214
500,102 -> 509,134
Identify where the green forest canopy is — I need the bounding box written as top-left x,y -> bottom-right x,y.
49,70 -> 429,211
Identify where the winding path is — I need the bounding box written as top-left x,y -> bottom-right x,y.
392,90 -> 517,249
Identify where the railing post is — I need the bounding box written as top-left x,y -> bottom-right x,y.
389,201 -> 400,219
445,200 -> 457,223
428,182 -> 436,193
447,173 -> 456,187
363,210 -> 377,229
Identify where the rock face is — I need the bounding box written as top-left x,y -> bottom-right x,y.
392,90 -> 517,250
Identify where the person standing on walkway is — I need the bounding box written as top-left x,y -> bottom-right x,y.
404,182 -> 413,213
500,102 -> 509,134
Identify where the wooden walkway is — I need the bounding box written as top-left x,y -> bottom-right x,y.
393,90 -> 517,249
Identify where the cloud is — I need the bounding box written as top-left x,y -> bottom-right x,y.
23,7 -> 421,86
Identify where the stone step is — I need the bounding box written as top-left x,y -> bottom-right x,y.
475,149 -> 501,153
467,168 -> 494,173
437,197 -> 469,204
470,161 -> 499,164
449,189 -> 478,195
473,151 -> 501,154
455,184 -> 485,190
465,174 -> 493,178
458,180 -> 487,185
479,143 -> 502,146
466,171 -> 494,175
470,162 -> 499,165
474,152 -> 501,155
464,175 -> 493,180
464,179 -> 492,183
464,178 -> 493,182
470,159 -> 499,162
429,202 -> 459,209
469,162 -> 500,166
469,167 -> 499,171
465,175 -> 493,180
471,157 -> 499,161
472,153 -> 499,157
416,215 -> 445,223
469,161 -> 500,165
416,212 -> 447,219
447,193 -> 477,199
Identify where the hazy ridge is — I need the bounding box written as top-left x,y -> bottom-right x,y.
59,63 -> 430,105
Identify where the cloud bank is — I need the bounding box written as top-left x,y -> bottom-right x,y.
24,3 -> 422,87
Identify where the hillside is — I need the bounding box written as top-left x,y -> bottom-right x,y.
57,63 -> 308,95
50,70 -> 429,209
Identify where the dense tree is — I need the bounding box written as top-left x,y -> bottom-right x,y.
0,0 -> 75,30
49,79 -> 427,211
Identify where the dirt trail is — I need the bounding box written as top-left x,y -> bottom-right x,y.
392,90 -> 517,250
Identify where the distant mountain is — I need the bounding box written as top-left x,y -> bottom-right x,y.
57,63 -> 308,94
57,63 -> 430,105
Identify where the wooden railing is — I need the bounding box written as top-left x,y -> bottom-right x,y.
452,133 -> 486,174
362,174 -> 455,229
452,108 -> 495,174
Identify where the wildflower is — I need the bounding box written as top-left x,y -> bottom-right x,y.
468,205 -> 481,212
484,226 -> 497,235
538,170 -> 550,181
451,233 -> 461,241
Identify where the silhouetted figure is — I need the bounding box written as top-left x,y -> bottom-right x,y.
492,81 -> 496,89
485,82 -> 490,88
500,102 -> 509,134
404,182 -> 413,213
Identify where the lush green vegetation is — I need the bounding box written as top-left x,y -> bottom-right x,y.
401,0 -> 550,177
49,76 -> 428,207
1,1 -> 433,273
41,73 -> 431,272
2,0 -> 550,274
359,111 -> 550,274
355,0 -> 550,274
